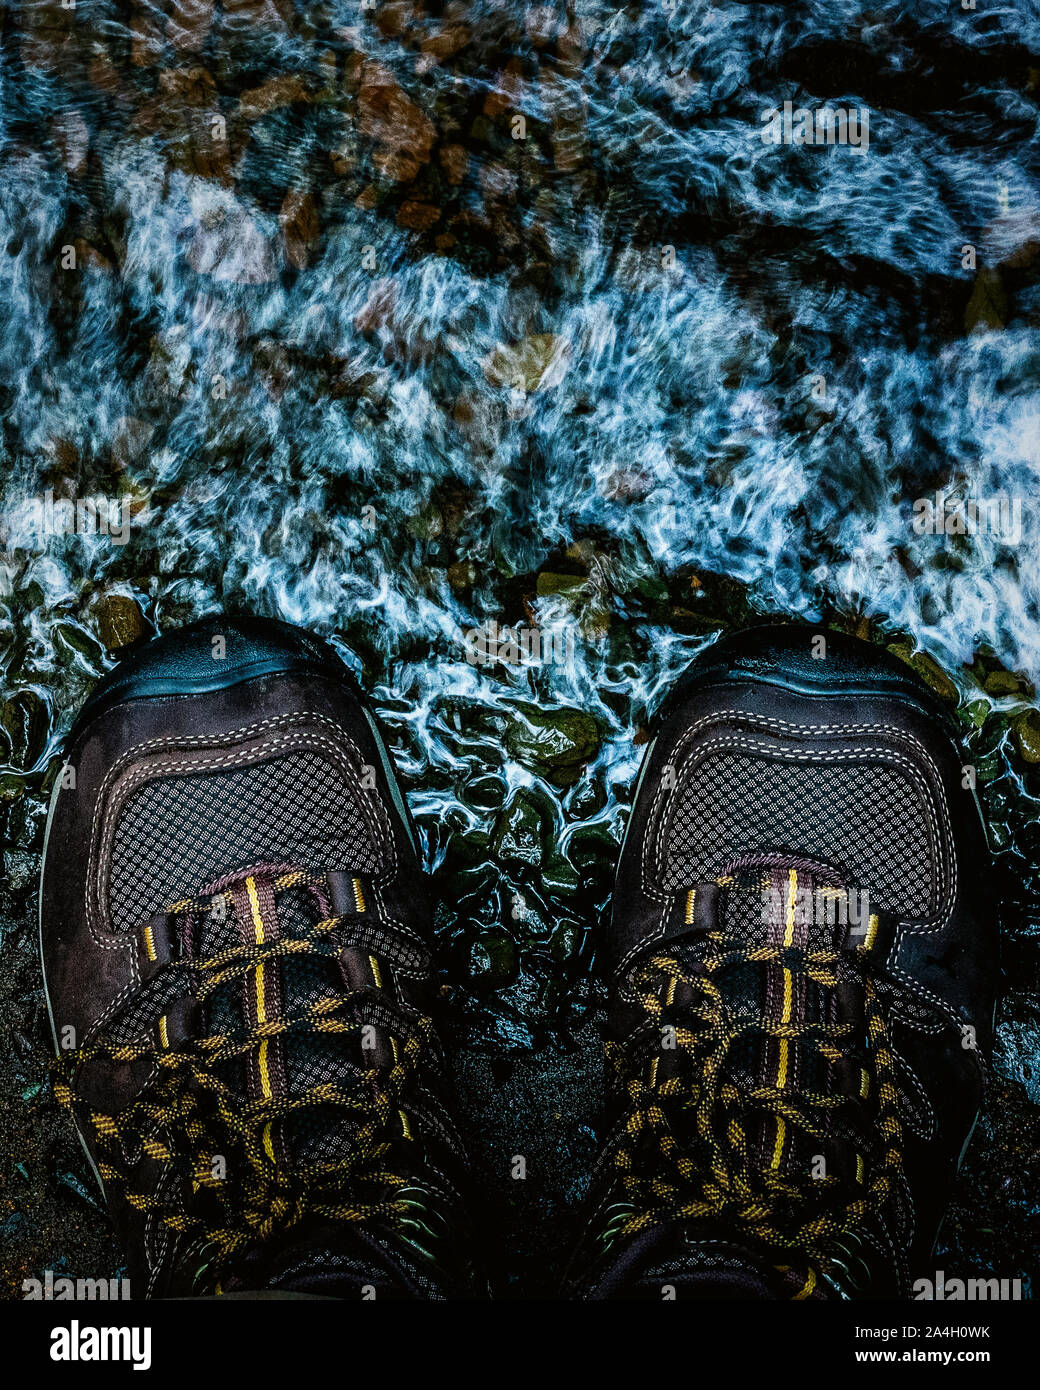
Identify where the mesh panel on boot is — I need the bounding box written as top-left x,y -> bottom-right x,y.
661,753 -> 935,916
108,751 -> 382,933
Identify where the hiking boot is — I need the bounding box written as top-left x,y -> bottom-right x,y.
40,615 -> 476,1298
568,624 -> 999,1299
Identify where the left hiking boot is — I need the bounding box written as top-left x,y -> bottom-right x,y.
40,615 -> 476,1298
567,624 -> 999,1299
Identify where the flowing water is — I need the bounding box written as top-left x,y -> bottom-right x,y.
1,0 -> 1038,1294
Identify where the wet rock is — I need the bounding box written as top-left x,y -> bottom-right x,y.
483,334 -> 571,394
73,240 -> 114,274
1012,709 -> 1040,764
451,391 -> 505,459
982,212 -> 1040,273
448,560 -> 477,592
4,850 -> 37,891
547,916 -> 580,959
187,204 -> 279,283
396,200 -> 441,232
492,788 -> 548,866
51,110 -> 90,177
526,6 -> 562,47
470,931 -> 516,987
330,126 -> 359,176
54,621 -> 106,671
449,825 -> 492,869
95,594 -> 147,652
439,143 -> 469,186
536,572 -> 585,599
130,10 -> 164,67
419,21 -> 470,63
0,691 -> 47,772
141,68 -> 231,182
238,74 -> 313,124
669,606 -> 726,637
540,69 -> 588,174
466,773 -> 504,810
543,856 -> 580,897
0,773 -> 24,803
483,58 -> 526,120
111,417 -> 155,471
220,0 -> 292,35
505,703 -> 599,787
964,267 -> 1007,334
984,669 -> 1031,698
359,62 -> 436,183
887,641 -> 959,706
480,162 -> 519,204
166,0 -> 214,55
280,189 -> 319,270
87,52 -> 126,102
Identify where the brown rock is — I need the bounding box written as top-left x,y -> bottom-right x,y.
525,6 -> 560,46
373,147 -> 423,183
221,0 -> 292,31
166,0 -> 213,54
359,62 -> 436,181
447,560 -> 476,591
130,12 -> 164,67
74,240 -> 114,274
87,52 -> 124,100
439,143 -> 468,186
420,23 -> 470,61
238,73 -> 313,123
96,595 -> 147,652
480,161 -> 518,202
483,58 -> 525,119
280,189 -> 319,269
354,279 -> 397,335
147,67 -> 231,181
541,69 -> 588,172
396,200 -> 441,232
111,417 -> 155,470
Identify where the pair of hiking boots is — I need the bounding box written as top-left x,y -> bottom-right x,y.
39,616 -> 998,1299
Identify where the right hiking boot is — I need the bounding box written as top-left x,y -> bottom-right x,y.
568,624 -> 999,1299
40,614 -> 477,1298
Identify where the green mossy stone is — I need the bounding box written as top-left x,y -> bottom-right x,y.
0,772 -> 25,801
449,827 -> 493,868
886,641 -> 959,706
1012,709 -> 1040,764
470,930 -> 516,986
984,669 -> 1029,698
548,918 -> 581,961
505,701 -> 600,786
542,853 -> 580,896
95,594 -> 147,652
536,571 -> 586,599
492,788 -> 548,866
0,691 -> 47,771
